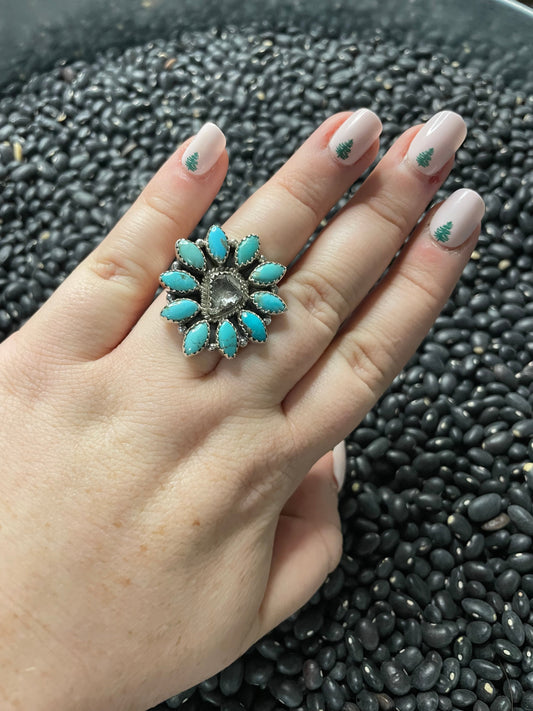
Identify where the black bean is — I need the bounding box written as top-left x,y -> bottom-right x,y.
220,659 -> 244,696
453,636 -> 473,666
476,679 -> 498,704
436,657 -> 460,694
495,569 -> 521,598
509,553 -> 533,573
508,505 -> 533,536
461,598 -> 497,623
302,660 -> 322,691
381,660 -> 411,695
294,608 -> 323,640
361,658 -> 384,692
245,656 -> 275,687
471,659 -> 503,681
321,677 -> 345,711
396,695 -> 417,711
357,690 -> 380,711
512,590 -> 530,619
502,608 -> 526,646
465,621 -> 492,644
412,658 -> 442,691
268,676 -> 303,708
417,691 -> 439,711
355,618 -> 379,652
468,494 -> 503,522
490,697 -> 512,711
494,638 -> 523,663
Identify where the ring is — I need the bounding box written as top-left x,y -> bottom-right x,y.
159,225 -> 287,358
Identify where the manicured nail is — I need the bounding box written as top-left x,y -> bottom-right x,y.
328,109 -> 382,165
407,111 -> 467,175
182,122 -> 226,176
430,188 -> 485,249
332,441 -> 347,492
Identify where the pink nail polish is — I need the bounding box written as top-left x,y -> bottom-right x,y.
333,441 -> 346,492
182,122 -> 226,176
430,188 -> 485,249
407,111 -> 467,175
328,109 -> 382,166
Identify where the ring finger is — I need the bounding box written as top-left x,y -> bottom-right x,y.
130,109 -> 383,375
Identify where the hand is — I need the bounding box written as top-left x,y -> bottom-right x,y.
0,110 -> 484,711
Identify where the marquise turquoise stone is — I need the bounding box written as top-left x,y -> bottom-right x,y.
252,291 -> 286,314
183,321 -> 209,355
161,299 -> 200,321
240,310 -> 267,342
217,320 -> 238,358
249,262 -> 286,285
176,239 -> 205,270
236,234 -> 260,266
160,270 -> 199,292
207,225 -> 229,262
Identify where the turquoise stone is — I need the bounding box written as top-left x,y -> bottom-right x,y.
176,239 -> 205,270
160,270 -> 198,292
207,225 -> 229,262
249,262 -> 286,285
161,299 -> 200,321
252,291 -> 286,314
240,310 -> 267,342
217,320 -> 238,358
236,234 -> 260,266
183,321 -> 209,355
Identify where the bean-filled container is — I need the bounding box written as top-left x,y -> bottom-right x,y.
1,0 -> 532,709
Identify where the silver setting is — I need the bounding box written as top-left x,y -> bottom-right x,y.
159,226 -> 287,358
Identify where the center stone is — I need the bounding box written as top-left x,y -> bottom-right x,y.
208,272 -> 246,317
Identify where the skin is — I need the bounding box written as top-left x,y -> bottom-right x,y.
0,112 -> 481,711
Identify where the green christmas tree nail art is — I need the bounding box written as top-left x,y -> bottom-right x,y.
416,147 -> 434,168
434,220 -> 453,243
336,139 -> 354,161
185,151 -> 199,172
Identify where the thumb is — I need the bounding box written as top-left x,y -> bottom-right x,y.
255,442 -> 346,638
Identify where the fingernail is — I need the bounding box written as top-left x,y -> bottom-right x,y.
430,188 -> 485,249
332,441 -> 347,492
407,110 -> 467,175
328,109 -> 382,166
182,122 -> 226,176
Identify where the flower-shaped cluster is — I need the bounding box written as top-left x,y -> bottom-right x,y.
159,225 -> 287,358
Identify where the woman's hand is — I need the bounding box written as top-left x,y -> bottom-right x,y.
0,110 -> 483,711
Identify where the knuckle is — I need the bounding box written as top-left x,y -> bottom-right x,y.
86,240 -> 148,291
141,191 -> 184,236
274,171 -> 323,228
342,331 -> 392,401
362,191 -> 412,244
397,267 -> 442,312
291,270 -> 350,340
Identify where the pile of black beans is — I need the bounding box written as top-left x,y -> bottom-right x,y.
1,14 -> 533,711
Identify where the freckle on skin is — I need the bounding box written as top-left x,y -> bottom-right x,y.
193,519 -> 200,526
139,544 -> 148,553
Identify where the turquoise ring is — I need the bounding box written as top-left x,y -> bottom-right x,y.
159,225 -> 287,358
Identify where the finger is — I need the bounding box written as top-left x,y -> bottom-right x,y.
282,188 -> 485,459
223,109 -> 383,265
223,111 -> 467,398
256,450 -> 343,638
130,110 -> 383,377
20,122 -> 228,361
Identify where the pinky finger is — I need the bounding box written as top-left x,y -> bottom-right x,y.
283,188 -> 486,456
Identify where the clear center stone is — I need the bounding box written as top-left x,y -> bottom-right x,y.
208,272 -> 245,317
